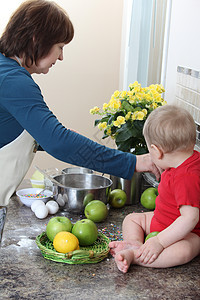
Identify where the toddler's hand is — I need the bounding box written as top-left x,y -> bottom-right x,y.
135,236 -> 164,264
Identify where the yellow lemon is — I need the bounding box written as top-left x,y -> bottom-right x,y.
53,231 -> 79,254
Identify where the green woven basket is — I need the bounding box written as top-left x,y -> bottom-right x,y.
36,232 -> 110,264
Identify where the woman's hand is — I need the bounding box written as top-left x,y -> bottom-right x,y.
135,236 -> 164,264
135,153 -> 162,181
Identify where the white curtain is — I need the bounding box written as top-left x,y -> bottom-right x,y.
122,0 -> 168,89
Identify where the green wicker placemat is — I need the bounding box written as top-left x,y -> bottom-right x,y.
36,232 -> 110,264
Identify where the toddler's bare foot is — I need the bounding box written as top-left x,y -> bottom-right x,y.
109,240 -> 141,257
109,241 -> 127,256
115,248 -> 135,273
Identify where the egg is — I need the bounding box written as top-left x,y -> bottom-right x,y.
46,200 -> 59,214
31,200 -> 46,213
34,205 -> 49,219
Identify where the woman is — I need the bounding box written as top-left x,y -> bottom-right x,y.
0,0 -> 160,207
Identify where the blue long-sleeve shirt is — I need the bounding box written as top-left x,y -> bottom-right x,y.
0,53 -> 136,179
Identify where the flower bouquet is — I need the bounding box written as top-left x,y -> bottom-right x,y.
90,81 -> 166,155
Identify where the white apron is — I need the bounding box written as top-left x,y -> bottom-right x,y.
0,130 -> 37,206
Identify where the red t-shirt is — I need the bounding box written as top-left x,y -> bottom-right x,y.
150,150 -> 200,236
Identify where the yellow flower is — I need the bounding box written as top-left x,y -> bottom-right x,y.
113,90 -> 120,98
135,91 -> 145,101
131,111 -> 138,120
128,83 -> 134,90
131,111 -> 145,121
106,128 -> 112,135
142,109 -> 147,116
110,95 -> 115,101
125,111 -> 131,121
130,82 -> 141,93
151,102 -> 158,109
127,91 -> 134,96
128,95 -> 136,104
98,122 -> 107,130
109,98 -> 121,110
103,103 -> 109,110
134,86 -> 141,93
155,84 -> 165,93
154,94 -> 162,102
90,106 -> 100,114
142,87 -> 149,93
120,91 -> 127,98
149,84 -> 156,90
129,81 -> 140,90
145,94 -> 153,101
137,111 -> 145,120
135,94 -> 142,101
149,89 -> 157,97
113,116 -> 126,127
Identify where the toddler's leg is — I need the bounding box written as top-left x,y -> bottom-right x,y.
122,211 -> 153,242
109,211 -> 153,257
115,232 -> 200,273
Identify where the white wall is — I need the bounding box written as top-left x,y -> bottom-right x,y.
1,0 -> 123,177
164,0 -> 200,104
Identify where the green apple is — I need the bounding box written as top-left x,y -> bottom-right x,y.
84,200 -> 108,222
83,193 -> 94,207
145,231 -> 160,242
46,216 -> 72,241
72,219 -> 98,246
109,189 -> 127,208
140,187 -> 158,210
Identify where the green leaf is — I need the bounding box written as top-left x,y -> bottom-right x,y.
94,116 -> 110,127
133,106 -> 142,112
113,111 -> 125,119
115,124 -> 137,143
121,100 -> 134,112
132,121 -> 145,137
102,133 -> 109,139
134,146 -> 148,155
116,139 -> 133,152
107,115 -> 114,125
94,119 -> 101,126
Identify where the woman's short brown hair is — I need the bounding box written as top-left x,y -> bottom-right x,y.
0,0 -> 74,67
143,105 -> 196,153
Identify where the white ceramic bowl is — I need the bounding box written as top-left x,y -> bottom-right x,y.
30,179 -> 45,189
16,188 -> 53,207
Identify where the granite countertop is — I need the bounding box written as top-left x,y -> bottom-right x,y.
1,182 -> 200,300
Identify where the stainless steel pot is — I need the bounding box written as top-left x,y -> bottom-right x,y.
53,173 -> 112,214
110,172 -> 142,205
142,172 -> 159,188
62,167 -> 93,174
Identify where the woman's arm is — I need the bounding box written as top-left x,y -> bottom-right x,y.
1,69 -> 137,179
1,68 -> 163,180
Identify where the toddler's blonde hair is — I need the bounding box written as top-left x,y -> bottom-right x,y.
143,105 -> 196,153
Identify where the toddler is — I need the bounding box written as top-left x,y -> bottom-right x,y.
109,105 -> 200,273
